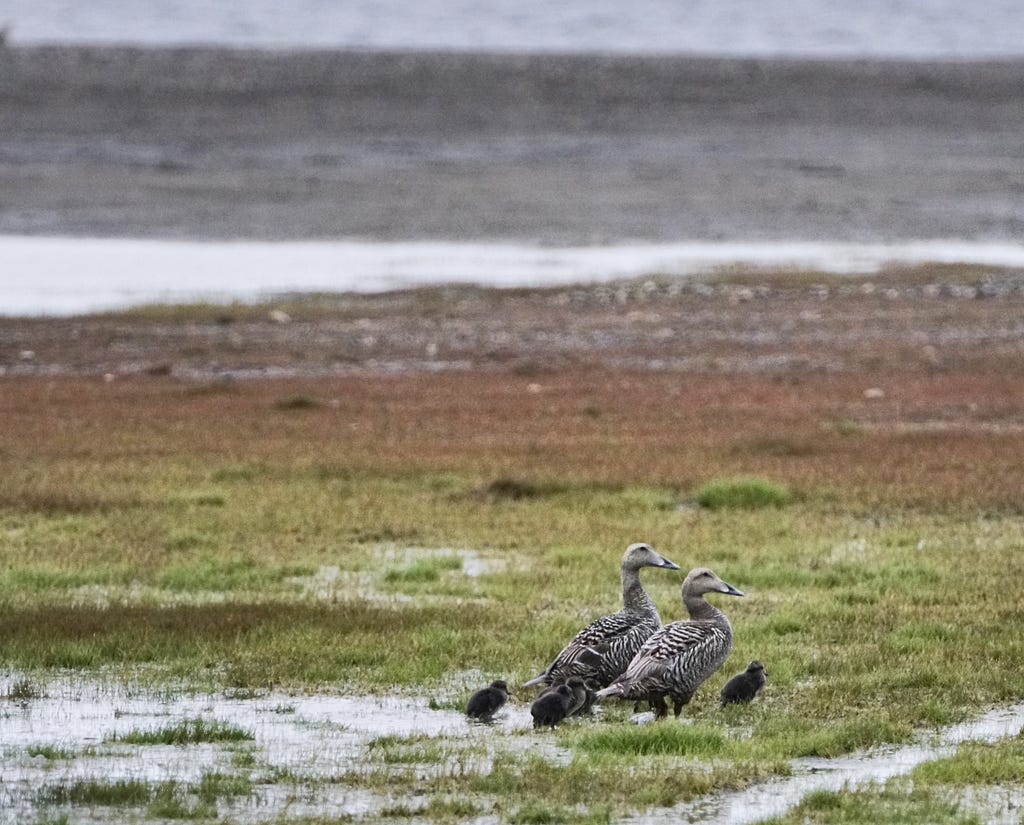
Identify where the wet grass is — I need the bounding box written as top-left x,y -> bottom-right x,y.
509,802 -> 612,824
5,677 -> 44,701
381,798 -> 484,821
756,783 -> 985,825
2,362 -> 1024,822
35,771 -> 253,818
569,722 -> 732,758
383,554 -> 464,583
365,732 -> 458,764
911,734 -> 1024,785
25,745 -> 75,760
109,718 -> 254,745
470,753 -> 784,810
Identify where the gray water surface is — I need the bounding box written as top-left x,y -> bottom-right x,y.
6,0 -> 1024,57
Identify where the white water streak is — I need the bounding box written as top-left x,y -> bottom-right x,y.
3,236 -> 1024,316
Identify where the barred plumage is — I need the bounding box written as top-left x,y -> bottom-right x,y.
523,543 -> 680,689
597,567 -> 743,718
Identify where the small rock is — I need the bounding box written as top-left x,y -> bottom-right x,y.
269,309 -> 291,324
863,387 -> 885,400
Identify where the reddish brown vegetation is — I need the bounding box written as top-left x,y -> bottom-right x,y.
2,367 -> 1022,511
3,273 -> 1022,511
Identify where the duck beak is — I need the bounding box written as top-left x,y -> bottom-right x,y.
658,555 -> 681,570
720,582 -> 744,596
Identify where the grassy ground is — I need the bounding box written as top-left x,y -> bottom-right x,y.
2,273 -> 1024,823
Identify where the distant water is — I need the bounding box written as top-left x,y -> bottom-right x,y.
7,0 -> 1024,58
4,237 -> 1024,316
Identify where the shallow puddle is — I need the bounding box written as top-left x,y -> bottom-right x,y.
3,674 -> 1023,824
627,702 -> 1024,825
0,674 -> 552,824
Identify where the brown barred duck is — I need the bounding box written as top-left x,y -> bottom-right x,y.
720,660 -> 767,705
597,567 -> 743,718
465,679 -> 509,720
523,543 -> 680,689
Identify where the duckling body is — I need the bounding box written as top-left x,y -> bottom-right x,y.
531,684 -> 575,729
597,567 -> 743,718
524,543 -> 680,689
465,679 -> 509,720
720,660 -> 767,705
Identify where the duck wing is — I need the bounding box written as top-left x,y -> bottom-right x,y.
614,619 -> 730,693
526,609 -> 660,686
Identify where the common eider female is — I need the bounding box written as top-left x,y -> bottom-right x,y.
597,567 -> 743,718
720,660 -> 767,705
465,679 -> 509,720
523,543 -> 680,689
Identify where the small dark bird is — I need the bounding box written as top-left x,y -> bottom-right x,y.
720,660 -> 767,705
531,684 -> 574,729
465,679 -> 509,720
561,676 -> 602,716
576,677 -> 602,715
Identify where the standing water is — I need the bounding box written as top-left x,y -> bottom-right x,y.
4,0 -> 1024,58
3,674 -> 1024,823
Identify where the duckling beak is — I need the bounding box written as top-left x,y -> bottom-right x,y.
719,582 -> 744,596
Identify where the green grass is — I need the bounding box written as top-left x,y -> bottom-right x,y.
109,718 -> 254,745
2,410 -> 1024,823
509,802 -> 612,824
365,733 -> 454,764
694,476 -> 792,510
569,723 -> 731,758
37,778 -> 153,806
383,554 -> 464,583
36,771 -> 252,816
25,744 -> 75,760
756,782 -> 985,825
911,735 -> 1024,785
379,797 -> 483,821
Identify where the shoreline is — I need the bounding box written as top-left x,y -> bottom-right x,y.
2,45 -> 1022,244
3,262 -> 1022,379
3,236 -> 1024,317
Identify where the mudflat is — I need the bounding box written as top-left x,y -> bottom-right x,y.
3,267 -> 1023,379
2,46 -> 1022,242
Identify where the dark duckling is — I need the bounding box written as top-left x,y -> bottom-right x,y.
720,660 -> 767,705
465,679 -> 509,720
531,684 -> 574,729
597,567 -> 743,718
575,677 -> 602,715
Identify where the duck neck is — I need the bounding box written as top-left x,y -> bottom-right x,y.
622,566 -> 656,613
683,592 -> 724,622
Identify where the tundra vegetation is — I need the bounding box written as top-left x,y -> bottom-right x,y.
2,268 -> 1023,823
